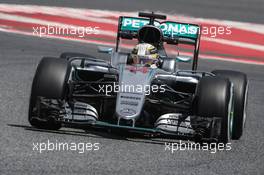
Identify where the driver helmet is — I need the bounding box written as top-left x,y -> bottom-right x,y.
130,43 -> 159,66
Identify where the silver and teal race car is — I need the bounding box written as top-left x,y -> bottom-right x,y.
28,12 -> 248,144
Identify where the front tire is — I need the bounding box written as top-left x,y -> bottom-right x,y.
212,70 -> 248,140
29,57 -> 70,130
196,76 -> 234,143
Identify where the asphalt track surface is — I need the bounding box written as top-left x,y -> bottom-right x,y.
0,1 -> 264,175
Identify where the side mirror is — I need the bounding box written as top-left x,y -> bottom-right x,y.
176,56 -> 192,62
97,46 -> 113,54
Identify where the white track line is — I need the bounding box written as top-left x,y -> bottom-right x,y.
0,12 -> 116,37
0,3 -> 264,34
202,37 -> 264,52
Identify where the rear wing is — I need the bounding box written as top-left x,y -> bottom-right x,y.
115,16 -> 201,70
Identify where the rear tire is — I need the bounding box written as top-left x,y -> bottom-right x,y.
60,52 -> 95,60
196,76 -> 233,143
29,57 -> 70,130
212,70 -> 248,140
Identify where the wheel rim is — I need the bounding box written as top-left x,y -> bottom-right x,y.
227,84 -> 234,141
243,83 -> 249,128
229,99 -> 234,138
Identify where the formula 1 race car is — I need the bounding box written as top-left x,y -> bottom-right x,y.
28,12 -> 248,144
